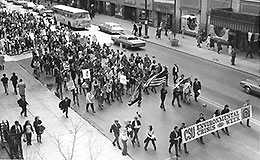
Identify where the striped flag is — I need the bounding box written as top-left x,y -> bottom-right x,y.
144,69 -> 167,88
128,82 -> 142,107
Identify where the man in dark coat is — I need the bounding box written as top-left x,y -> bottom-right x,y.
110,119 -> 122,150
17,97 -> 29,117
160,85 -> 167,111
131,116 -> 141,147
193,78 -> 201,102
221,104 -> 230,135
10,72 -> 18,95
169,126 -> 181,157
59,97 -> 71,118
179,123 -> 189,154
196,113 -> 206,144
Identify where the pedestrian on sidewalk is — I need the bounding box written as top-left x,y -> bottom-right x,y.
160,84 -> 167,111
1,73 -> 9,95
181,26 -> 185,39
169,126 -> 181,157
144,125 -> 156,151
240,99 -> 251,127
221,104 -> 230,135
193,78 -> 201,102
71,86 -> 80,106
17,96 -> 29,117
131,116 -> 141,147
86,90 -> 95,113
196,33 -> 202,48
178,123 -> 189,154
138,22 -> 142,37
217,40 -> 222,54
59,97 -> 71,118
23,120 -> 34,146
132,22 -> 138,36
245,45 -> 254,58
196,113 -> 206,144
33,116 -> 45,143
209,37 -> 215,50
10,72 -> 18,95
110,119 -> 122,150
156,27 -> 162,39
211,109 -> 221,138
17,79 -> 26,98
230,45 -> 236,65
10,121 -> 23,141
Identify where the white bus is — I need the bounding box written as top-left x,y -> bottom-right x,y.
52,5 -> 91,29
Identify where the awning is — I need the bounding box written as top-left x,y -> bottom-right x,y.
210,17 -> 256,33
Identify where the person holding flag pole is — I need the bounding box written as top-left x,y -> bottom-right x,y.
128,82 -> 143,118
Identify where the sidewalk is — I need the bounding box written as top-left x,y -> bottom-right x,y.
0,61 -> 132,160
91,14 -> 260,77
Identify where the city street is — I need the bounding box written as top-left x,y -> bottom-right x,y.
1,1 -> 260,160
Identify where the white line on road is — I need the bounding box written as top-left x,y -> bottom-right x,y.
168,82 -> 260,126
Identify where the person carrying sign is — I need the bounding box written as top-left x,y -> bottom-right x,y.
211,109 -> 221,138
169,126 -> 181,157
196,113 -> 206,144
221,104 -> 230,135
240,99 -> 251,127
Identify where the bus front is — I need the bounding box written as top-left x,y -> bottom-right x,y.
74,12 -> 91,29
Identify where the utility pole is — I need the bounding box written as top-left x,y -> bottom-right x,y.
173,0 -> 176,38
144,0 -> 149,38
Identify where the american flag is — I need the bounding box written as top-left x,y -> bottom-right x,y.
144,69 -> 167,88
128,82 -> 142,107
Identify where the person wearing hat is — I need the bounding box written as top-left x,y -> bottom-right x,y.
221,104 -> 230,135
110,119 -> 122,150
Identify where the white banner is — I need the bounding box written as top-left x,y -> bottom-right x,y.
67,80 -> 75,91
182,105 -> 252,143
82,69 -> 91,79
120,75 -> 127,85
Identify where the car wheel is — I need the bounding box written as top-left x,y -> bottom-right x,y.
245,87 -> 251,94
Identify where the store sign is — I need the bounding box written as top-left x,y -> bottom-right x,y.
154,2 -> 174,13
124,0 -> 136,5
181,105 -> 252,143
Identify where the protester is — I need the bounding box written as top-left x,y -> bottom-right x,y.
172,64 -> 179,83
144,125 -> 156,151
17,79 -> 26,98
110,119 -> 122,150
23,120 -> 34,146
121,128 -> 129,156
33,116 -> 45,143
196,113 -> 206,144
131,116 -> 141,147
193,77 -> 201,102
179,123 -> 189,154
10,72 -> 18,95
17,96 -> 29,117
160,85 -> 167,111
86,90 -> 95,113
212,109 -> 221,138
240,99 -> 251,127
59,97 -> 71,118
221,104 -> 230,135
169,126 -> 181,157
1,73 -> 9,95
172,84 -> 182,107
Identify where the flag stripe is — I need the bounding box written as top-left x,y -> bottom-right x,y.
144,69 -> 167,88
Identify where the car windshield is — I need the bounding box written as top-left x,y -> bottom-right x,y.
112,24 -> 121,28
128,37 -> 138,40
75,13 -> 90,19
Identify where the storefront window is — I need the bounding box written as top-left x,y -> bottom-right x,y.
138,10 -> 152,24
115,4 -> 123,17
105,2 -> 111,14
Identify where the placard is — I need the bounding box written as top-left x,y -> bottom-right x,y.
82,69 -> 91,79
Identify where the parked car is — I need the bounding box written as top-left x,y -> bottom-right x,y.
111,34 -> 146,48
13,0 -> 27,5
240,78 -> 260,95
99,22 -> 124,34
33,4 -> 45,12
22,2 -> 36,9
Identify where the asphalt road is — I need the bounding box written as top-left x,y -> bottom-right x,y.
3,1 -> 260,160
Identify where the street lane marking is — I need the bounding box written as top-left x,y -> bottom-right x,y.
168,82 -> 260,126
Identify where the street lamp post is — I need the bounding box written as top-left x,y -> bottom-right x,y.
144,0 -> 149,38
171,0 -> 179,46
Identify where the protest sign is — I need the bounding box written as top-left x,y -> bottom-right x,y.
181,105 -> 252,143
120,75 -> 127,84
82,69 -> 91,79
67,80 -> 75,91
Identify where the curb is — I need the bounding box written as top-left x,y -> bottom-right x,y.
91,21 -> 259,77
140,38 -> 260,78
